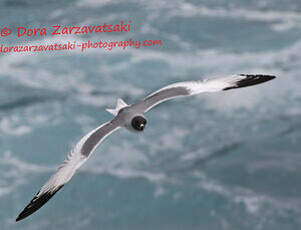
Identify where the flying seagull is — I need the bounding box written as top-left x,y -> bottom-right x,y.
16,74 -> 275,221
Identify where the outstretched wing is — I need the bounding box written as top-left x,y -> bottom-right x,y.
16,119 -> 121,222
135,74 -> 275,112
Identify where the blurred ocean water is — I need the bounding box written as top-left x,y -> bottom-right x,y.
0,0 -> 301,229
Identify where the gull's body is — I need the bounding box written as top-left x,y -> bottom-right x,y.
16,74 -> 275,221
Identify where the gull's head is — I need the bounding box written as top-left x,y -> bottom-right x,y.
131,116 -> 147,131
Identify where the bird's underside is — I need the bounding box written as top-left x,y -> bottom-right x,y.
16,74 -> 275,222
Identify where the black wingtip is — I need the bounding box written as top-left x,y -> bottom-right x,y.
16,214 -> 24,222
224,74 -> 276,91
16,185 -> 64,222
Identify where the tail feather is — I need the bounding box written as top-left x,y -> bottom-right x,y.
106,98 -> 128,116
106,108 -> 119,116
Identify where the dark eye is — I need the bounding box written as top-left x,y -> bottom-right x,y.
131,116 -> 147,131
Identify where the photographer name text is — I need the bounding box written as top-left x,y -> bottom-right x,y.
0,21 -> 132,37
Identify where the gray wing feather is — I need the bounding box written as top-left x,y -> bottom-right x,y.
135,86 -> 190,112
81,122 -> 118,157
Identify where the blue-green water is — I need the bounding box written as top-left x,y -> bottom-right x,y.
0,0 -> 301,229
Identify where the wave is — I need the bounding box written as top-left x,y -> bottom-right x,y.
75,0 -> 301,31
173,3 -> 301,31
0,102 -> 62,136
195,173 -> 301,215
0,151 -> 54,197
